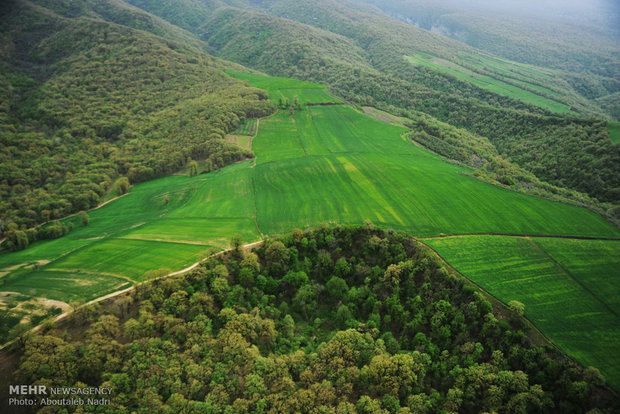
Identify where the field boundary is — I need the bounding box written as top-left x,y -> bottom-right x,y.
418,240 -> 570,354
0,240 -> 264,352
526,238 -> 619,319
417,233 -> 620,241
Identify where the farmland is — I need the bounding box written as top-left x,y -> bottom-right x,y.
0,73 -> 619,390
405,52 -> 572,114
424,236 -> 620,390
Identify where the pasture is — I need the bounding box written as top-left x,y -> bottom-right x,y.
405,53 -> 571,113
425,235 -> 620,390
1,72 -> 619,390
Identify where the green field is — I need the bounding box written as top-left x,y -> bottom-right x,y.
1,73 -> 618,389
230,71 -> 341,104
608,122 -> 620,144
405,53 -> 571,113
425,236 -> 620,390
232,118 -> 258,136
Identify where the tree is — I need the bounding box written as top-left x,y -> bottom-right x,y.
231,234 -> 243,258
114,177 -> 130,195
326,276 -> 348,302
14,230 -> 29,251
508,300 -> 525,316
79,211 -> 89,226
188,160 -> 198,177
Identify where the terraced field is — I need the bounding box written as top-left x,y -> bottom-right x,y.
405,52 -> 571,114
1,72 -> 618,389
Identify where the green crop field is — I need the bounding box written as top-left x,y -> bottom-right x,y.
405,53 -> 571,113
425,235 -> 620,390
230,71 -> 340,104
232,118 -> 257,136
532,238 -> 620,311
608,122 -> 620,144
1,72 -> 619,390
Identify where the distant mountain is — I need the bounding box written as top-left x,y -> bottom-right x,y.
126,0 -> 620,204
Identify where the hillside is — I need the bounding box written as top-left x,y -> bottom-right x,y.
127,0 -> 620,205
0,0 -> 274,235
1,73 -> 619,391
1,0 -> 620,408
2,227 -> 617,412
357,0 -> 620,89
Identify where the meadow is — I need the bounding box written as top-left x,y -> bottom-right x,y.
405,52 -> 571,114
0,72 -> 618,390
424,236 -> 620,390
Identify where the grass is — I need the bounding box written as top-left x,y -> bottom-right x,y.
0,162 -> 258,305
608,122 -> 620,144
532,238 -> 620,312
424,236 -> 620,391
253,104 -> 617,238
1,270 -> 131,304
1,72 -> 618,386
226,134 -> 252,151
232,118 -> 257,136
405,53 -> 571,114
229,71 -> 340,104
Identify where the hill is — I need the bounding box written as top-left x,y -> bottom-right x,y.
2,226 -> 617,412
1,73 -> 618,390
127,0 -> 620,205
0,0 -> 274,235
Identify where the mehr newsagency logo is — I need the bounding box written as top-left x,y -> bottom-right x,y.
8,385 -> 112,407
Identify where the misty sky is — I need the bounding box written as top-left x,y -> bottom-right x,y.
439,0 -> 620,31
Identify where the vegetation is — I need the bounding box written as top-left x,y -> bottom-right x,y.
608,122 -> 620,144
425,236 -> 620,390
2,75 -> 618,378
360,0 -> 620,83
405,52 -> 572,114
187,1 -> 620,203
5,226 -> 618,412
0,0 -> 275,234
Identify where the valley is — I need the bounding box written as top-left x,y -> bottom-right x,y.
1,73 -> 619,390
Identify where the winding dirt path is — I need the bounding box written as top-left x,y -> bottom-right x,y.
0,240 -> 264,351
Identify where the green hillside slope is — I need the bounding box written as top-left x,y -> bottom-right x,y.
2,75 -> 618,391
4,227 -> 617,412
0,0 -> 274,234
425,236 -> 620,390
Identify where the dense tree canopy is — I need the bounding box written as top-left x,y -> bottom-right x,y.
0,0 -> 275,236
8,226 -> 617,412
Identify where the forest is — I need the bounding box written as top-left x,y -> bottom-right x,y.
0,0 -> 275,237
4,226 -> 618,412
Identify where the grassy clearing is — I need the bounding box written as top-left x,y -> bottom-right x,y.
458,52 -> 554,81
608,122 -> 620,144
229,71 -> 339,104
226,134 -> 252,151
424,235 -> 620,390
252,101 -> 617,238
232,118 -> 257,136
0,162 -> 259,322
405,53 -> 571,114
1,270 -> 131,304
50,239 -> 212,281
